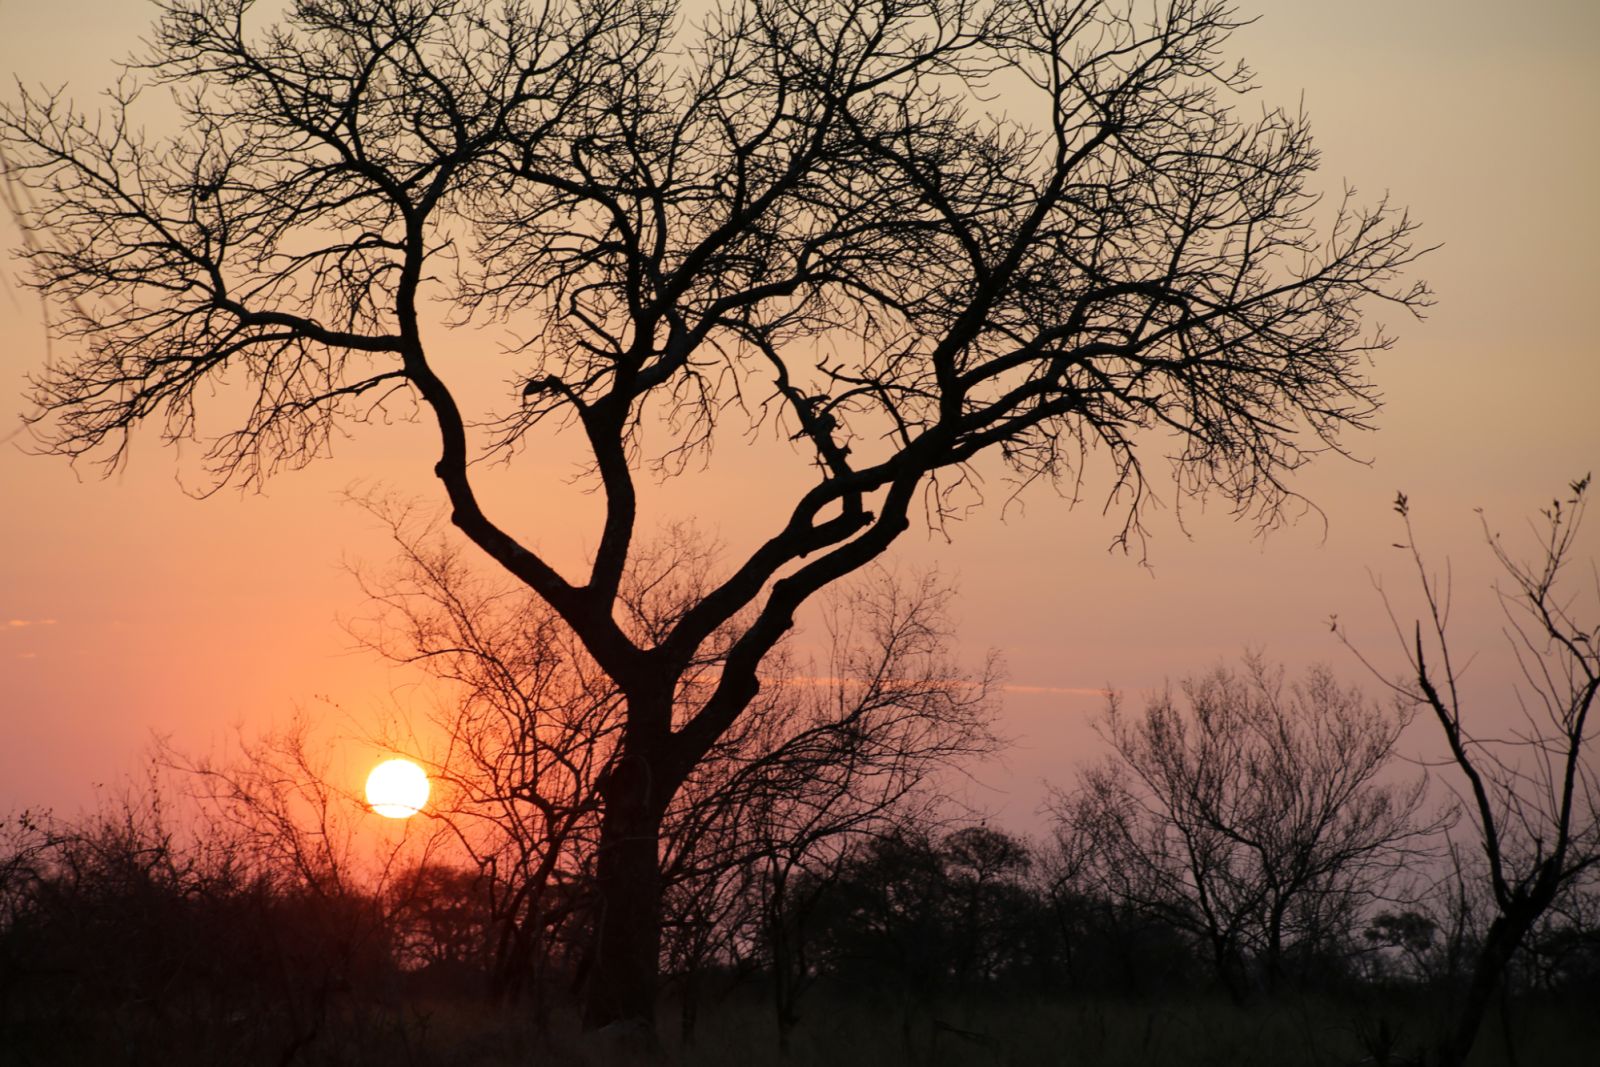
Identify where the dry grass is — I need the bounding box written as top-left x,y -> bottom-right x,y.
4,988 -> 1594,1065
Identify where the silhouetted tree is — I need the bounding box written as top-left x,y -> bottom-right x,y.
1524,879 -> 1600,996
660,568 -> 999,1050
805,828 -> 951,1038
3,0 -> 1428,1030
387,862 -> 496,987
1055,656 -> 1439,999
1363,908 -> 1441,984
348,502 -> 622,1009
940,825 -> 1036,989
351,508 -> 997,1034
1339,479 -> 1600,1066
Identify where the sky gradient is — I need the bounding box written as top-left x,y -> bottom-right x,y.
3,0 -> 1596,828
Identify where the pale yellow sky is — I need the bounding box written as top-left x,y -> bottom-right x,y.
2,1 -> 1596,825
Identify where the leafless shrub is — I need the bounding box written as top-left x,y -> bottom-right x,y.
1054,655 -> 1441,999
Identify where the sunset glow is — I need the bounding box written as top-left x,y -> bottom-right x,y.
365,759 -> 429,819
0,0 -> 1597,1059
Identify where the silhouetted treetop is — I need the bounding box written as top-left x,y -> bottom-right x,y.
9,1 -> 1425,534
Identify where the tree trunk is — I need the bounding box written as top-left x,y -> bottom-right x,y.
679,967 -> 700,1048
1436,909 -> 1535,1067
582,750 -> 667,1036
769,869 -> 795,1056
777,1003 -> 799,1058
1265,905 -> 1286,996
773,932 -> 804,1058
1208,931 -> 1247,1004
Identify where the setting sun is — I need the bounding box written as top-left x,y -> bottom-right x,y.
365,759 -> 429,819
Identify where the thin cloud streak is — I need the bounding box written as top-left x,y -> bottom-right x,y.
756,674 -> 1106,698
1003,684 -> 1110,697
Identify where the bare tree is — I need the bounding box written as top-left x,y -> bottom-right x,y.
1055,656 -> 1438,999
1361,842 -> 1492,993
347,502 -> 622,1008
939,824 -> 1036,990
661,569 -> 999,1051
1338,479 -> 1600,1066
351,506 -> 997,1034
2,0 -> 1428,1029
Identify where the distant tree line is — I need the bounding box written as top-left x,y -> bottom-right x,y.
3,760 -> 1597,1065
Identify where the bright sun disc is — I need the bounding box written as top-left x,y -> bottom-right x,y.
366,759 -> 429,819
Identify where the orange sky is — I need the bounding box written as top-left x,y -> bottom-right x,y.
3,1 -> 1597,830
